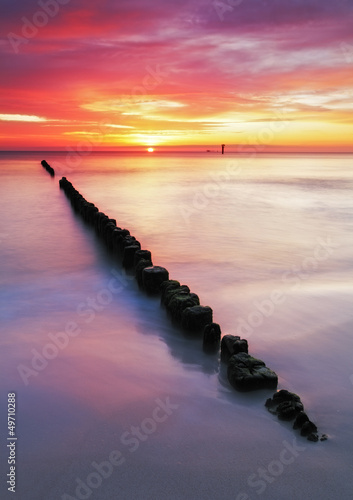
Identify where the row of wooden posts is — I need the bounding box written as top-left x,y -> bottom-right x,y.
41,161 -> 324,441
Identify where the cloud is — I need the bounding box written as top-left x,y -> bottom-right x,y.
0,113 -> 47,122
0,0 -> 352,149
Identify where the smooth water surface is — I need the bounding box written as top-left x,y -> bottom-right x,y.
1,151 -> 353,499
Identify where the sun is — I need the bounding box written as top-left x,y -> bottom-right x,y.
147,147 -> 154,152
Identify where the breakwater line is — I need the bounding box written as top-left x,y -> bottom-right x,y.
58,174 -> 325,442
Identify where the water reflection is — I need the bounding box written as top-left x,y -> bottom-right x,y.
1,152 -> 353,500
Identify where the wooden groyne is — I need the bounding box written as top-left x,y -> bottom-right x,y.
59,176 -> 214,333
58,174 -> 325,442
41,160 -> 55,177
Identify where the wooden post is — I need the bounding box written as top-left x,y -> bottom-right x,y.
221,144 -> 225,154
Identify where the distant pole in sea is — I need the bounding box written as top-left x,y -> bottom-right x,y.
221,144 -> 225,154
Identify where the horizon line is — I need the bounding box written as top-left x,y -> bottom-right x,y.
0,149 -> 352,154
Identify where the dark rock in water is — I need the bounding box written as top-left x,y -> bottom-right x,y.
142,266 -> 169,294
221,334 -> 248,363
300,420 -> 318,437
320,434 -> 328,441
266,390 -> 323,443
134,250 -> 152,267
265,398 -> 276,411
293,411 -> 309,430
272,390 -> 301,404
266,390 -> 304,421
307,433 -> 319,442
162,285 -> 190,307
203,323 -> 221,353
167,292 -> 200,323
276,400 -> 304,421
122,245 -> 140,268
135,259 -> 153,287
228,353 -> 278,391
181,305 -> 213,332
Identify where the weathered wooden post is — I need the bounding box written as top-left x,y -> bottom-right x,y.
221,144 -> 225,154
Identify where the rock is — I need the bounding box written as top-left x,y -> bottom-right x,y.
272,390 -> 301,404
300,420 -> 318,437
203,323 -> 221,353
142,266 -> 169,294
228,353 -> 278,391
307,433 -> 319,442
167,292 -> 200,323
293,411 -> 309,430
221,334 -> 248,363
181,305 -> 213,332
266,390 -> 304,421
266,391 -> 322,443
265,398 -> 274,409
320,434 -> 328,441
122,244 -> 140,268
276,400 -> 304,421
134,250 -> 152,267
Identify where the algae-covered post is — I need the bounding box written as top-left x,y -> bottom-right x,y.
41,160 -> 55,177
203,323 -> 221,353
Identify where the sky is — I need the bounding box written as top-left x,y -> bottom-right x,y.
0,0 -> 353,151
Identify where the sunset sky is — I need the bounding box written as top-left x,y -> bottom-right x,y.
1,0 -> 353,151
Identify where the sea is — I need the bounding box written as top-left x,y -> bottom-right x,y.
0,151 -> 353,499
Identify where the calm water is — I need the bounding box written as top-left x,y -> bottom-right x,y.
1,151 -> 353,499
